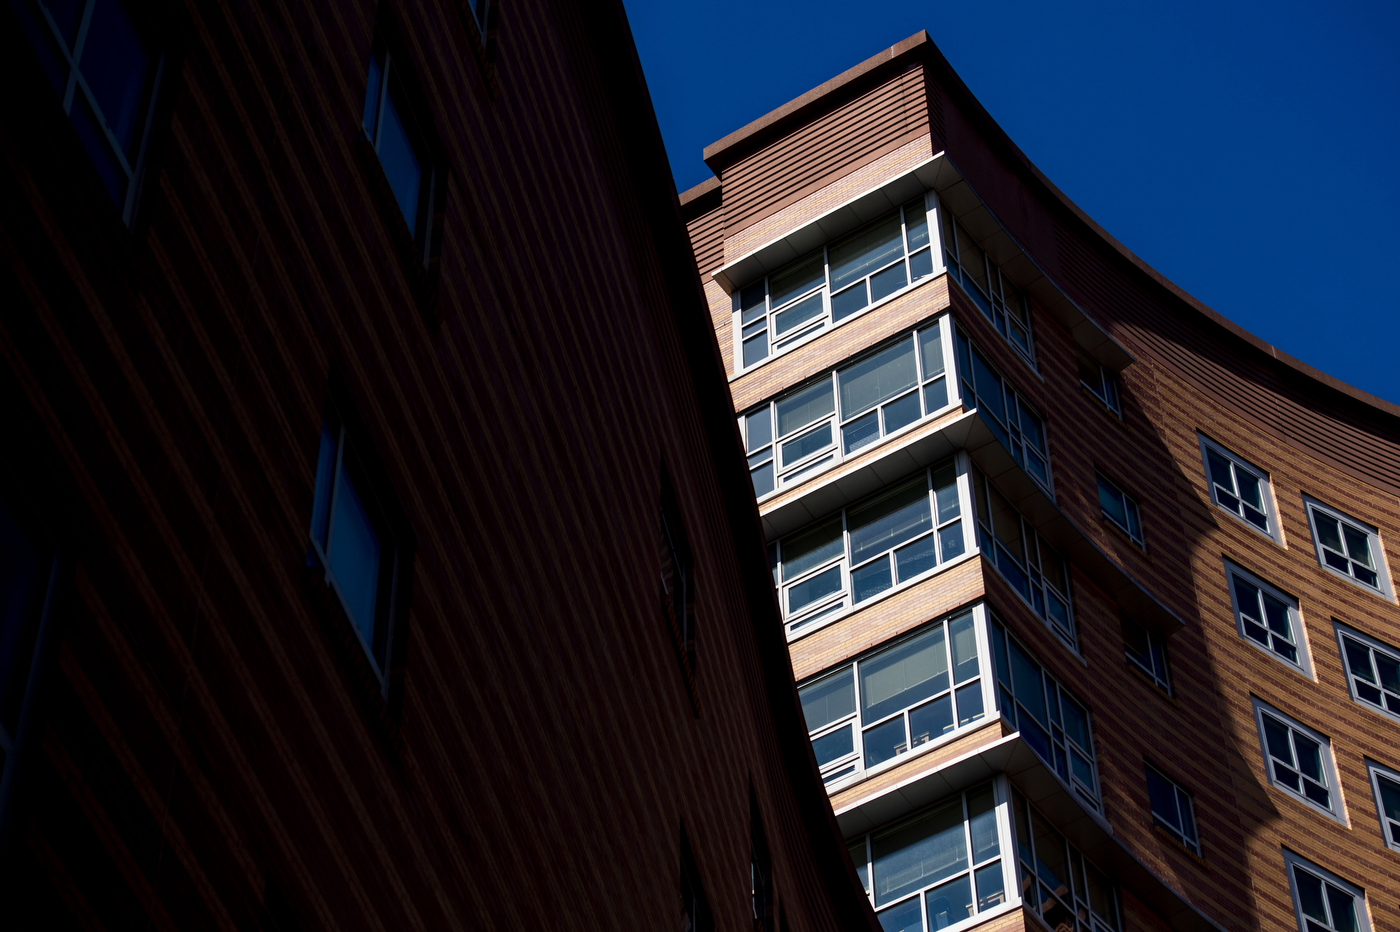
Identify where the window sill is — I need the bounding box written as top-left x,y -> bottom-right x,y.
1124,659 -> 1175,703
1150,823 -> 1209,870
352,134 -> 442,325
822,715 -> 1003,797
1099,515 -> 1149,559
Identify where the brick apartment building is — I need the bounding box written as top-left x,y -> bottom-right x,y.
682,31 -> 1400,932
0,0 -> 883,929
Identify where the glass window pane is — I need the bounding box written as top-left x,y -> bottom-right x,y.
1314,513 -> 1345,552
987,487 -> 1024,564
871,798 -> 968,905
362,53 -> 383,136
769,254 -> 825,309
839,338 -> 918,419
829,215 -> 905,292
954,225 -> 988,294
849,839 -> 870,892
966,783 -> 998,862
773,292 -> 826,337
907,694 -> 953,745
781,516 -> 843,581
1326,885 -> 1359,932
745,410 -> 772,453
377,91 -> 423,232
842,411 -> 881,454
1342,525 -> 1374,568
1060,696 -> 1090,752
311,425 -> 336,548
1029,809 -> 1069,894
848,477 -> 934,566
882,392 -> 922,435
1008,641 -> 1046,725
904,200 -> 929,250
811,725 -> 855,767
924,875 -> 972,927
974,862 -> 1005,911
1295,868 -> 1328,922
875,897 -> 921,932
1145,768 -> 1180,831
863,717 -> 907,768
1262,715 -> 1295,767
970,351 -> 1006,424
1294,733 -> 1325,783
955,681 -> 983,726
918,324 -> 945,380
328,464 -> 382,644
870,262 -> 908,303
742,332 -> 769,367
779,422 -> 833,467
861,626 -> 950,723
80,0 -> 151,156
740,281 -> 767,324
831,282 -> 868,321
852,559 -> 893,603
894,535 -> 937,582
799,667 -> 855,732
909,248 -> 934,282
1098,477 -> 1128,529
1378,774 -> 1400,823
949,613 -> 979,683
776,380 -> 835,437
1206,450 -> 1236,496
787,565 -> 843,614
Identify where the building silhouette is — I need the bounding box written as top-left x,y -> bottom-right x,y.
683,31 -> 1400,932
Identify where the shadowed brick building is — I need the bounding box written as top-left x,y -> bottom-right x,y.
683,31 -> 1400,932
0,0 -> 884,929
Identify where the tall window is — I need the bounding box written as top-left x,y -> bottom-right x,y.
1366,761 -> 1400,853
14,0 -> 162,222
736,199 -> 936,368
798,611 -> 986,784
971,469 -> 1073,645
941,212 -> 1034,363
1303,496 -> 1392,598
1096,472 -> 1143,547
750,792 -> 774,932
362,39 -> 437,266
1144,764 -> 1199,855
1121,614 -> 1169,692
310,417 -> 399,686
1076,347 -> 1119,414
954,331 -> 1050,490
1226,562 -> 1309,675
990,617 -> 1099,809
740,319 -> 953,498
1254,699 -> 1345,823
1010,789 -> 1120,931
771,461 -> 966,636
0,498 -> 58,832
680,828 -> 713,932
660,468 -> 697,688
1337,623 -> 1400,719
1199,436 -> 1279,541
1283,851 -> 1371,932
847,783 -> 1008,931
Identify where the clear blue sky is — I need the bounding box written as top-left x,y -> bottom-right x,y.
623,0 -> 1400,406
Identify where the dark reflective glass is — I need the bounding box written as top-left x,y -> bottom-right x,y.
799,667 -> 854,732
80,0 -> 150,155
811,725 -> 854,767
894,536 -> 936,582
842,412 -> 880,454
71,90 -> 124,203
377,92 -> 422,231
769,254 -> 825,308
907,694 -> 952,746
787,565 -> 842,613
775,379 -> 835,436
773,292 -> 825,337
860,626 -> 949,723
781,517 -> 842,581
882,392 -> 921,435
862,718 -> 906,769
848,477 -> 933,566
851,560 -> 891,603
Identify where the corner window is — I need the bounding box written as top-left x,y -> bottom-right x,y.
1121,614 -> 1169,692
1283,850 -> 1371,932
1254,699 -> 1345,823
771,460 -> 967,637
735,198 -> 937,369
1199,436 -> 1280,541
1076,347 -> 1119,414
1226,562 -> 1309,675
1096,472 -> 1142,546
13,0 -> 163,222
1144,764 -> 1199,855
1336,623 -> 1400,720
660,468 -> 697,690
309,417 -> 400,687
990,617 -> 1099,809
942,211 -> 1034,364
798,610 -> 987,784
847,782 -> 1009,931
1366,760 -> 1400,853
740,317 -> 954,499
1304,496 -> 1392,598
361,39 -> 439,266
1010,788 -> 1120,930
955,329 -> 1050,490
971,469 -> 1074,645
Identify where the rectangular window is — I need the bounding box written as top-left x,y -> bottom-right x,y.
1010,788 -> 1120,930
1121,614 -> 1169,691
847,782 -> 1009,931
971,469 -> 1074,645
1144,764 -> 1199,855
772,459 -> 968,636
1253,699 -> 1345,823
1226,562 -> 1309,675
1096,472 -> 1143,546
942,210 -> 1034,364
1283,850 -> 1371,932
1335,622 -> 1400,720
1199,436 -> 1279,540
740,318 -> 954,499
736,198 -> 937,368
750,791 -> 774,932
680,829 -> 713,932
660,467 -> 697,689
1304,496 -> 1392,598
1076,347 -> 1119,414
954,329 -> 1050,490
309,417 -> 400,687
1366,760 -> 1400,853
13,0 -> 163,223
989,617 -> 1100,809
362,39 -> 439,267
798,610 -> 987,784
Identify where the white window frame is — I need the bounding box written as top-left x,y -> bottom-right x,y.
1282,849 -> 1373,932
1365,760 -> 1400,854
772,455 -> 976,641
1252,698 -> 1347,824
798,606 -> 996,788
732,192 -> 944,373
1224,560 -> 1312,677
1198,434 -> 1282,544
739,315 -> 959,501
1303,495 -> 1394,600
848,777 -> 1022,932
1335,621 -> 1400,722
1096,472 -> 1144,547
